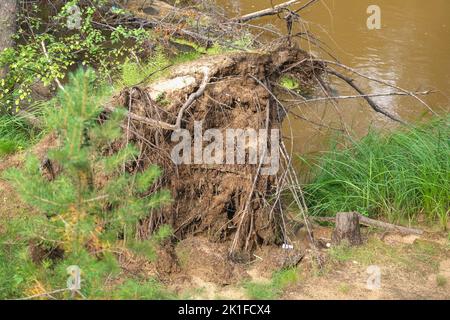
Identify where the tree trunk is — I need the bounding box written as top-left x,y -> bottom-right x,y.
332,212 -> 362,246
0,0 -> 17,78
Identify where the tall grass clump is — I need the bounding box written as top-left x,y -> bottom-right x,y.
302,117 -> 449,229
0,113 -> 41,157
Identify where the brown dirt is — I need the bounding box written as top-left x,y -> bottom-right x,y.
175,237 -> 248,285
168,228 -> 450,300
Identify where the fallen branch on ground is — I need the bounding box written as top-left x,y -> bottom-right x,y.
312,212 -> 424,236
357,214 -> 424,236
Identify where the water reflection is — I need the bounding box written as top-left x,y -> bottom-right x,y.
217,0 -> 450,154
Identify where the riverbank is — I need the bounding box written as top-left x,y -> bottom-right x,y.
0,0 -> 448,300
301,117 -> 449,230
1,114 -> 448,299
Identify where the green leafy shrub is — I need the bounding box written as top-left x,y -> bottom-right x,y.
119,48 -> 171,87
244,268 -> 299,300
0,0 -> 150,111
113,279 -> 176,300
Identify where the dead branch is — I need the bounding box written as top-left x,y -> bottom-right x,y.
312,213 -> 424,236
284,90 -> 434,104
318,59 -> 437,116
328,69 -> 405,123
105,67 -> 210,131
232,0 -> 302,23
104,104 -> 176,131
357,213 -> 424,236
40,40 -> 65,92
173,67 -> 210,129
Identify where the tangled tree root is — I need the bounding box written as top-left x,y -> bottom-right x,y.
108,45 -> 323,259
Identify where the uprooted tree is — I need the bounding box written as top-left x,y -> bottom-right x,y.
106,46 -> 324,259
2,0 -> 435,264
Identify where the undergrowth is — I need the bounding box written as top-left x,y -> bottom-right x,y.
301,117 -> 449,229
0,69 -> 173,299
328,238 -> 445,275
0,112 -> 42,157
118,34 -> 255,88
243,268 -> 299,300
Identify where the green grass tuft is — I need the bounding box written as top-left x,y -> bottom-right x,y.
301,117 -> 449,229
244,268 -> 299,300
436,275 -> 447,287
0,113 -> 42,157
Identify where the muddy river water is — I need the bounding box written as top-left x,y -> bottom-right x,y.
217,0 -> 450,154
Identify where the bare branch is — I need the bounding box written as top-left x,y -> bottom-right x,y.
232,0 -> 302,23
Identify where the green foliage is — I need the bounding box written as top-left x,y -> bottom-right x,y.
127,224 -> 173,261
272,268 -> 299,288
0,0 -> 151,111
1,69 -> 171,298
171,36 -> 253,58
279,76 -> 300,91
118,42 -> 222,87
436,275 -> 447,287
0,217 -> 39,299
113,279 -> 176,300
244,281 -> 280,300
119,48 -> 171,87
244,268 -> 299,300
0,113 -> 41,157
301,117 -> 450,229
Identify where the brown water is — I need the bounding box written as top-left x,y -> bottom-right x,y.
218,0 -> 450,154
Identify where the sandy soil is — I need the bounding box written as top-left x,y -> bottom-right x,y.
169,229 -> 450,300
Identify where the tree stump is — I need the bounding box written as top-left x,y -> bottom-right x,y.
332,212 -> 362,246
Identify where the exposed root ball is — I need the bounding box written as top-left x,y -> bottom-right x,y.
111,46 -> 323,258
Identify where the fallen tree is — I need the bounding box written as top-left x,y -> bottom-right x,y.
106,45 -> 324,259
11,0 -> 435,263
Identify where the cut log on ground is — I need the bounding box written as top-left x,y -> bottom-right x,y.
331,212 -> 363,246
315,212 -> 424,237
357,214 -> 424,236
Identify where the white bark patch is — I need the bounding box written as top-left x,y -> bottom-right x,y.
149,76 -> 196,100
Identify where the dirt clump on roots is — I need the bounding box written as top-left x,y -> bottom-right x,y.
109,45 -> 323,259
